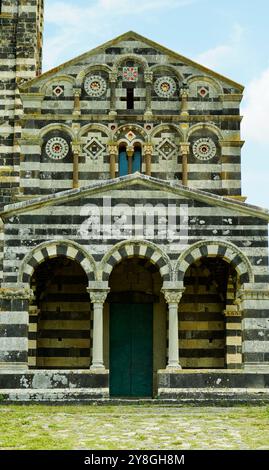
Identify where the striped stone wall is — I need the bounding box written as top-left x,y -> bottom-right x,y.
31,257 -> 92,369
17,34 -> 243,199
0,0 -> 43,206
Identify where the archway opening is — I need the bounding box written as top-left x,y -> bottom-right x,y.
30,256 -> 91,369
107,257 -> 165,397
180,256 -> 240,369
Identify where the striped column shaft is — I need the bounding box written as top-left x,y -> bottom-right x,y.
224,275 -> 242,369
28,304 -> 39,368
0,288 -> 33,370
238,284 -> 269,370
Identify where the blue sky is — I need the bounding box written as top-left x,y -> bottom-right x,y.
44,0 -> 269,208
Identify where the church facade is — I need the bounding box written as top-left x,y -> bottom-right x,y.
0,0 -> 269,401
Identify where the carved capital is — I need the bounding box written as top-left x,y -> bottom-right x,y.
126,146 -> 134,158
143,143 -> 153,155
87,288 -> 110,304
144,71 -> 153,84
180,88 -> 189,99
162,289 -> 183,304
73,88 -> 81,98
71,142 -> 81,155
0,288 -> 34,301
180,143 -> 190,155
109,72 -> 118,83
107,143 -> 118,156
223,309 -> 241,317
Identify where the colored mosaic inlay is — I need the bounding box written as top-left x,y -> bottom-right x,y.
122,67 -> 138,82
84,75 -> 107,97
198,86 -> 209,98
45,137 -> 69,160
154,76 -> 177,98
192,138 -> 216,160
158,138 -> 177,160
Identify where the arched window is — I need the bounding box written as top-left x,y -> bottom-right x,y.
119,144 -> 128,177
133,145 -> 142,172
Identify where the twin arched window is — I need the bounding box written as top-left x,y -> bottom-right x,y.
119,145 -> 142,176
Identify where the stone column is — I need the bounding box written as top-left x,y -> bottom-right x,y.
237,283 -> 269,371
162,285 -> 184,369
143,143 -> 153,176
180,87 -> 189,116
87,286 -> 110,370
180,143 -> 190,186
126,146 -> 134,175
144,71 -> 153,119
109,71 -> 118,117
72,143 -> 80,189
73,88 -> 81,116
223,307 -> 242,369
107,143 -> 118,179
0,287 -> 34,370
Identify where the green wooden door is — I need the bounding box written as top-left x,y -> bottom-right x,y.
110,303 -> 153,397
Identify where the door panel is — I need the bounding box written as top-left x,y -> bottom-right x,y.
110,303 -> 153,397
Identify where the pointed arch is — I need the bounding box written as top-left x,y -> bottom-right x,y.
18,240 -> 97,284
100,240 -> 172,282
175,239 -> 254,284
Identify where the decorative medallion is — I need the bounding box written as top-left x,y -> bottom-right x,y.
198,86 -> 209,98
45,137 -> 69,160
154,77 -> 177,98
157,138 -> 177,160
125,130 -> 136,142
122,67 -> 138,82
192,138 -> 216,160
52,85 -> 64,97
84,75 -> 106,97
84,137 -> 105,160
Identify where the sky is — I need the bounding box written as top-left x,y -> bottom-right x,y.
43,0 -> 269,209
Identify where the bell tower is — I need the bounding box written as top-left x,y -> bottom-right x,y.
0,0 -> 44,206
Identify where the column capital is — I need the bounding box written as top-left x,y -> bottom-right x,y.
143,143 -> 153,155
71,142 -> 81,154
162,288 -> 184,304
109,71 -> 118,83
144,71 -> 153,84
180,142 -> 190,154
0,287 -> 34,301
126,146 -> 134,158
107,143 -> 118,155
87,287 -> 110,304
237,283 -> 269,301
73,87 -> 81,97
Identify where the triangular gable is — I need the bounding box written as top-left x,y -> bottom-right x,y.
19,31 -> 244,92
1,174 -> 268,221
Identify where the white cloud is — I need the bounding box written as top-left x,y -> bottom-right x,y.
242,67 -> 269,144
43,0 -> 194,71
195,23 -> 244,70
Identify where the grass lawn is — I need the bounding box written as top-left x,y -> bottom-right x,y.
0,405 -> 268,450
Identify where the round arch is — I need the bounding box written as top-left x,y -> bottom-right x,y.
39,123 -> 75,140
76,64 -> 112,85
112,53 -> 149,73
19,240 -> 97,284
149,64 -> 184,82
100,240 -> 172,282
187,122 -> 223,141
175,239 -> 254,284
150,123 -> 183,140
114,123 -> 147,141
186,75 -> 223,94
40,75 -> 75,94
79,123 -> 111,139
